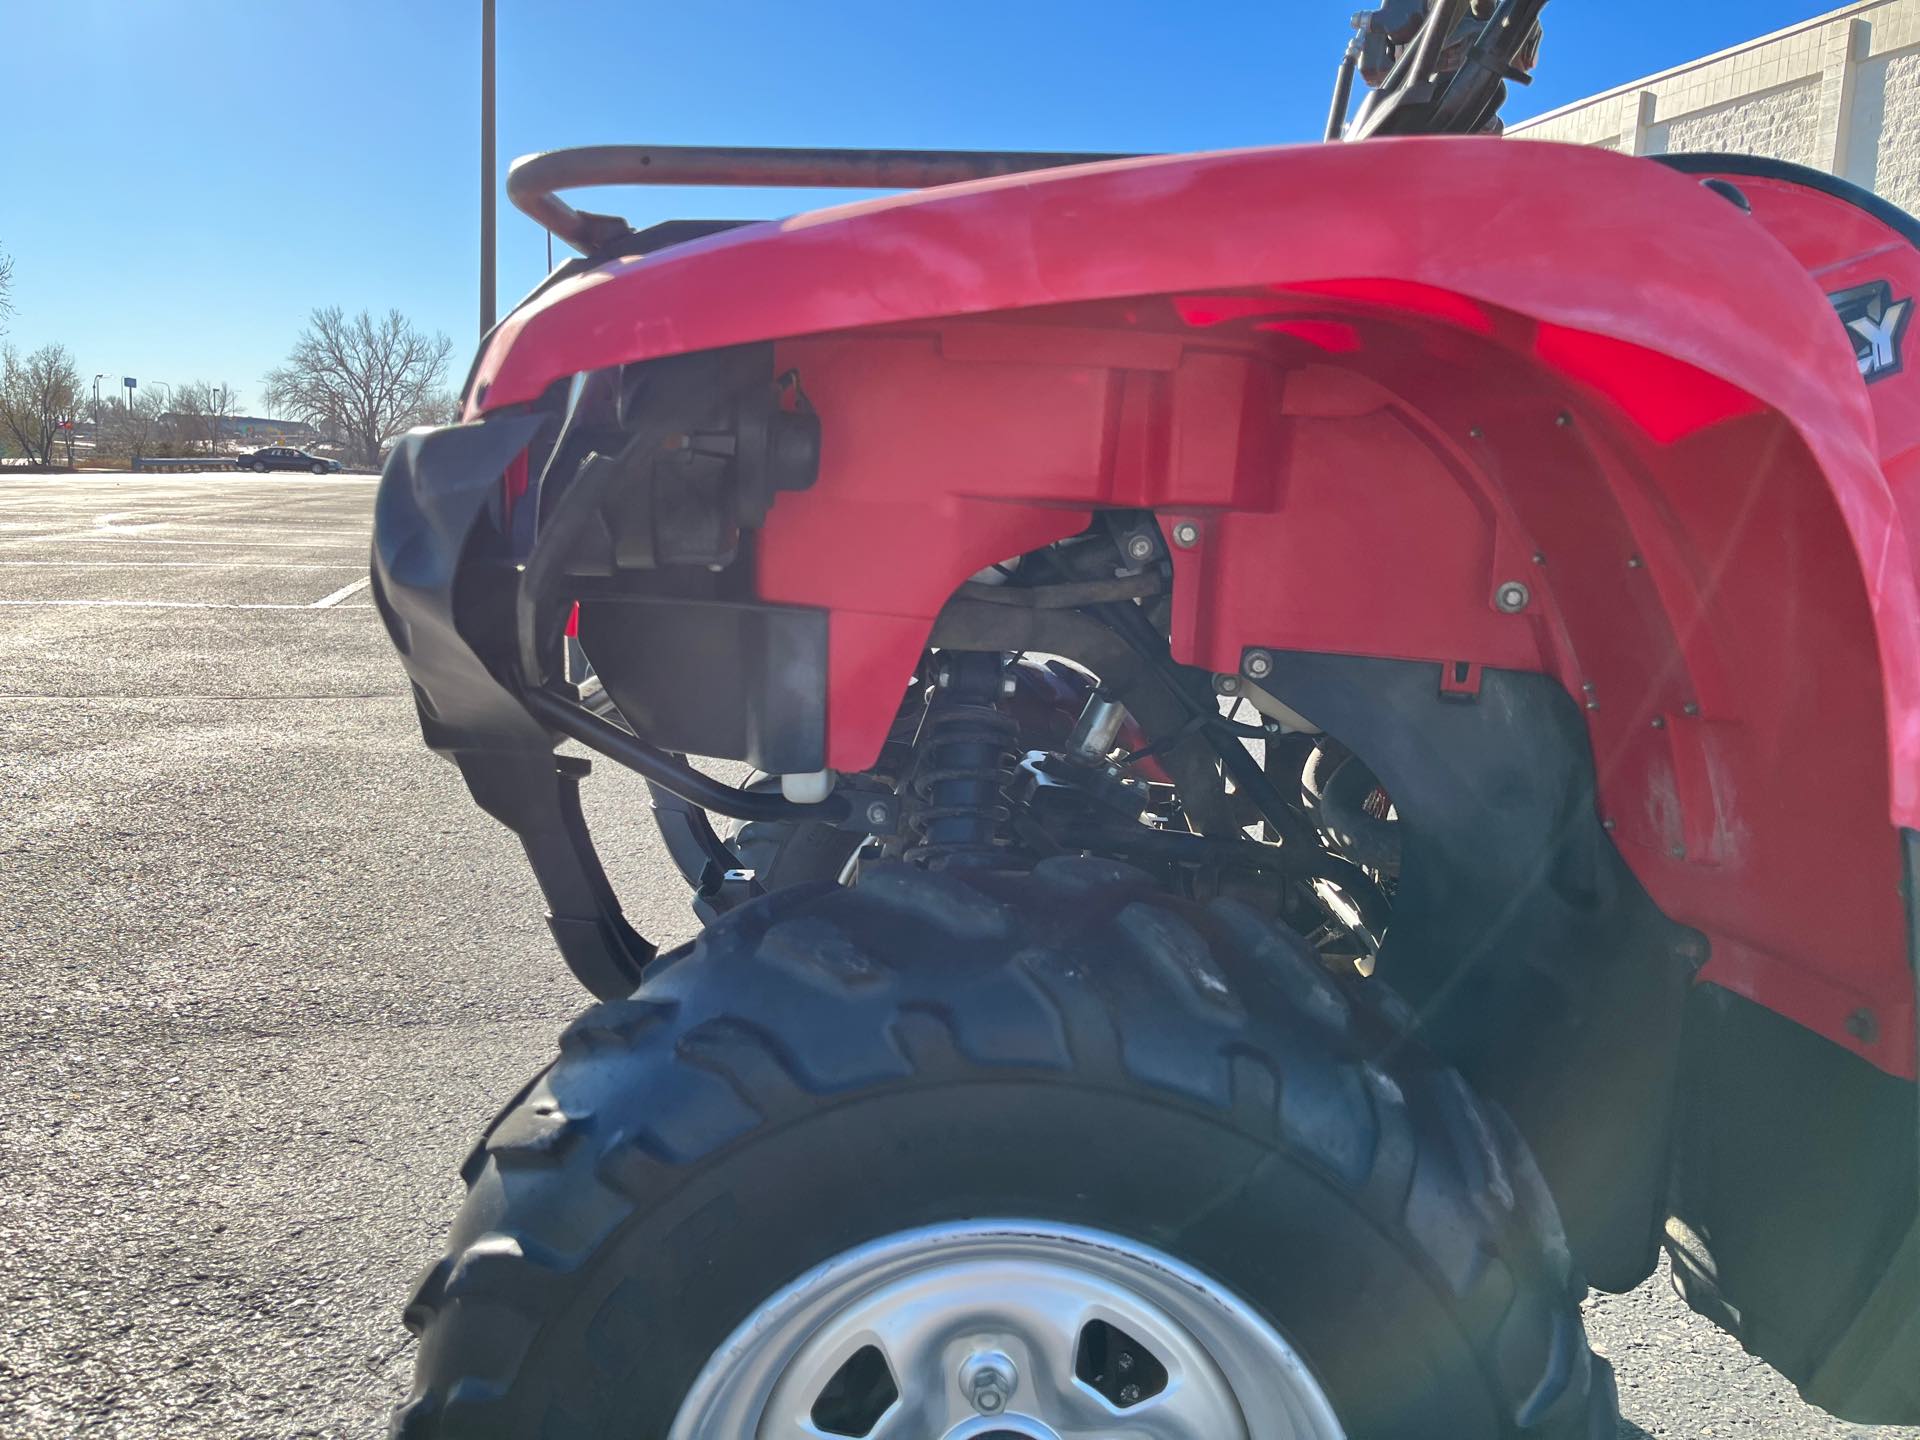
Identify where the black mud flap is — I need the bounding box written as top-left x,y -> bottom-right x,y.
371,416 -> 653,999
1665,828 -> 1919,1423
1667,975 -> 1918,1424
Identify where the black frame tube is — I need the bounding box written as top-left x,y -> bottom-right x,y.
523,688 -> 852,824
1326,42 -> 1361,141
509,144 -> 1141,255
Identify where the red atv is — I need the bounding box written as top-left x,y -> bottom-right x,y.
374,3 -> 1918,1434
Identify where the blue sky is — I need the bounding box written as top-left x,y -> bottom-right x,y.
2,0 -> 1838,413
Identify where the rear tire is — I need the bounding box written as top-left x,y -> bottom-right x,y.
312,462 -> 327,474
251,460 -> 267,473
394,861 -> 1615,1439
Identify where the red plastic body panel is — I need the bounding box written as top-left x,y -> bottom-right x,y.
476,140 -> 1918,1078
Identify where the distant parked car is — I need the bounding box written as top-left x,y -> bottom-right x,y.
244,446 -> 339,475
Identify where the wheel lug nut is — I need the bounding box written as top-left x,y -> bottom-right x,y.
960,1350 -> 1018,1415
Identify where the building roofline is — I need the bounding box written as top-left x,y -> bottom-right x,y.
1510,0 -> 1885,131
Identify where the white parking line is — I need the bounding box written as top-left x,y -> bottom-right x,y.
0,599 -> 371,611
0,560 -> 362,570
1,535 -> 366,551
0,473 -> 378,486
310,576 -> 372,608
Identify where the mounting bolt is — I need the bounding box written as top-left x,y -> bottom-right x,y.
865,801 -> 891,829
1844,1008 -> 1879,1044
1670,844 -> 1687,859
1124,532 -> 1157,563
1627,554 -> 1645,570
1213,673 -> 1243,696
1171,520 -> 1200,549
1556,411 -> 1573,427
1532,551 -> 1547,565
1601,818 -> 1617,832
1650,715 -> 1666,729
1242,649 -> 1274,680
961,1352 -> 1018,1416
1468,425 -> 1485,439
1493,580 -> 1531,614
1683,702 -> 1701,717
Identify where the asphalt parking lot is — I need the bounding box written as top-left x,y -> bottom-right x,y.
0,470 -> 1912,1439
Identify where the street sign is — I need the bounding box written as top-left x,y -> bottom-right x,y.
123,377 -> 136,390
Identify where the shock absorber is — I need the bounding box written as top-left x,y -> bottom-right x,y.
903,651 -> 1020,869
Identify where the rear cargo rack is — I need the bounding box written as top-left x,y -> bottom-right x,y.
508,144 -> 1141,254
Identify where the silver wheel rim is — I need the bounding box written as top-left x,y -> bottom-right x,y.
668,1220 -> 1345,1440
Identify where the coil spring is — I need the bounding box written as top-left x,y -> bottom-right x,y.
903,701 -> 1020,868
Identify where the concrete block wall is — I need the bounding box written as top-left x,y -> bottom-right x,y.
1509,1 -> 1920,208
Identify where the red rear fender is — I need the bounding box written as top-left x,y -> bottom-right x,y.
483,138 -> 1917,1077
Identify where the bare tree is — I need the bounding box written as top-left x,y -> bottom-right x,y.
173,380 -> 243,454
0,342 -> 84,467
419,389 -> 464,427
97,389 -> 169,460
0,244 -> 13,337
265,307 -> 452,467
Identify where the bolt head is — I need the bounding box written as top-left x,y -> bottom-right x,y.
1493,581 -> 1531,614
1601,818 -> 1617,831
1683,702 -> 1701,717
1627,554 -> 1645,569
1650,715 -> 1666,729
1125,533 -> 1156,562
1556,411 -> 1573,427
1171,520 -> 1200,549
865,801 -> 890,828
1213,673 -> 1242,696
961,1352 -> 1018,1416
1844,1008 -> 1879,1043
1242,649 -> 1274,680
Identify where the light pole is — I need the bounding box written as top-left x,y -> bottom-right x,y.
93,374 -> 107,429
481,0 -> 496,338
